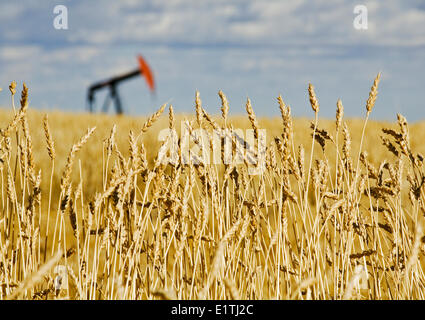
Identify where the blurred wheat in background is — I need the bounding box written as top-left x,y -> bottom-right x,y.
1,74 -> 425,300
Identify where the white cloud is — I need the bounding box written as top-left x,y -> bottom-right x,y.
0,45 -> 42,61
51,0 -> 424,48
41,46 -> 101,63
0,45 -> 101,65
0,3 -> 25,20
1,0 -> 425,48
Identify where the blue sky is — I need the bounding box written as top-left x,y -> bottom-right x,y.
0,0 -> 424,120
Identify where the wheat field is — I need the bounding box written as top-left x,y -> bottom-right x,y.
1,75 -> 425,300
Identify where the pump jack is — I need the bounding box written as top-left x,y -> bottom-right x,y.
87,54 -> 155,114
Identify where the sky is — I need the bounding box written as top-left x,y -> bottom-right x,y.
0,0 -> 424,120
